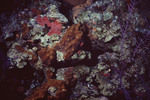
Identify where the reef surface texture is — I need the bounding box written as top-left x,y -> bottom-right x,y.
0,0 -> 150,100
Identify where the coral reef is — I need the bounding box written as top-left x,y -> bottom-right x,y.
1,0 -> 150,100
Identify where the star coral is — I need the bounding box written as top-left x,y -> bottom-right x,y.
36,15 -> 62,36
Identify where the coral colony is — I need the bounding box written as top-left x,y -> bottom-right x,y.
0,0 -> 150,100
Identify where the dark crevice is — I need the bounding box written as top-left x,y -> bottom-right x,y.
58,0 -> 74,25
0,64 -> 35,100
0,0 -> 32,14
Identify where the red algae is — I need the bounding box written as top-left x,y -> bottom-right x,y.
36,15 -> 62,36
